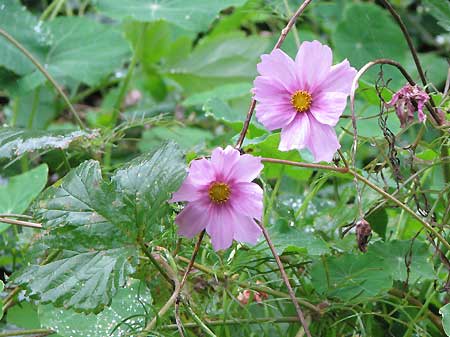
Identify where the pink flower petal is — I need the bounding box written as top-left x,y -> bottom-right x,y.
279,112 -> 310,151
255,102 -> 297,131
211,146 -> 240,181
253,76 -> 292,104
230,182 -> 263,220
315,59 -> 357,94
309,92 -> 348,126
257,49 -> 299,92
228,155 -> 263,183
189,158 -> 215,184
206,206 -> 234,250
175,201 -> 209,238
295,40 -> 332,92
170,177 -> 205,202
232,214 -> 261,245
306,116 -> 341,162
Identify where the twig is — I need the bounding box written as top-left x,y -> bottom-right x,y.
0,217 -> 42,229
160,316 -> 300,330
0,28 -> 86,129
176,255 -> 322,315
0,214 -> 33,219
0,329 -> 54,337
138,231 -> 205,335
257,221 -> 312,337
139,242 -> 175,286
235,0 -> 314,149
261,157 -> 348,173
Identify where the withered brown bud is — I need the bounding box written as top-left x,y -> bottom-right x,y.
356,219 -> 372,253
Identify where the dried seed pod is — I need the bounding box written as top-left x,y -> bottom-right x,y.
356,219 -> 372,252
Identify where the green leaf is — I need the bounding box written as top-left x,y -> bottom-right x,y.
368,240 -> 436,283
203,97 -> 245,123
440,303 -> 450,336
366,208 -> 388,240
333,3 -> 408,86
22,17 -> 130,89
13,142 -> 186,312
165,33 -> 270,94
269,224 -> 329,256
311,252 -> 393,301
138,126 -> 213,153
39,280 -> 151,337
183,82 -> 252,107
422,0 -> 450,31
0,0 -> 51,75
405,52 -> 449,86
95,0 -> 247,32
0,128 -> 99,159
244,134 -> 312,181
0,164 -> 48,234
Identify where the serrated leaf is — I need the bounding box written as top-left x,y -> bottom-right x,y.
0,164 -> 48,234
368,240 -> 436,283
311,252 -> 393,301
13,142 -> 186,312
95,0 -> 247,32
0,0 -> 51,75
0,128 -> 99,159
21,16 -> 130,89
39,280 -> 151,337
14,249 -> 135,313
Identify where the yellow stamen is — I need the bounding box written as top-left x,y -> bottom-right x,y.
208,182 -> 231,204
291,90 -> 312,112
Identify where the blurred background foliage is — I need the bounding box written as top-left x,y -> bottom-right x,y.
0,0 -> 449,336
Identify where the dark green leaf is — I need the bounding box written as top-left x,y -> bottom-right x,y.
13,142 -> 185,312
366,208 -> 388,240
422,0 -> 450,31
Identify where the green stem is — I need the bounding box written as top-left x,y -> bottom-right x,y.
27,87 -> 41,129
0,28 -> 85,129
0,329 -> 54,337
160,316 -> 300,330
185,305 -> 217,337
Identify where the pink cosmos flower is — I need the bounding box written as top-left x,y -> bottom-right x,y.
253,40 -> 357,162
386,84 -> 429,128
170,146 -> 264,251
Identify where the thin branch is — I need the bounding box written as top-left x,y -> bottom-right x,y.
235,0 -> 314,149
0,329 -> 54,337
139,242 -> 175,286
257,221 -> 312,337
0,28 -> 86,129
160,316 -> 300,330
0,217 -> 42,229
261,157 -> 348,173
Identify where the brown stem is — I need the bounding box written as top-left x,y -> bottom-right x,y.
261,157 -> 348,173
0,217 -> 42,229
235,0 -> 314,149
257,221 -> 312,337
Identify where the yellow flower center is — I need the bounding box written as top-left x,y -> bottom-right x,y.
291,90 -> 312,112
208,182 -> 231,204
